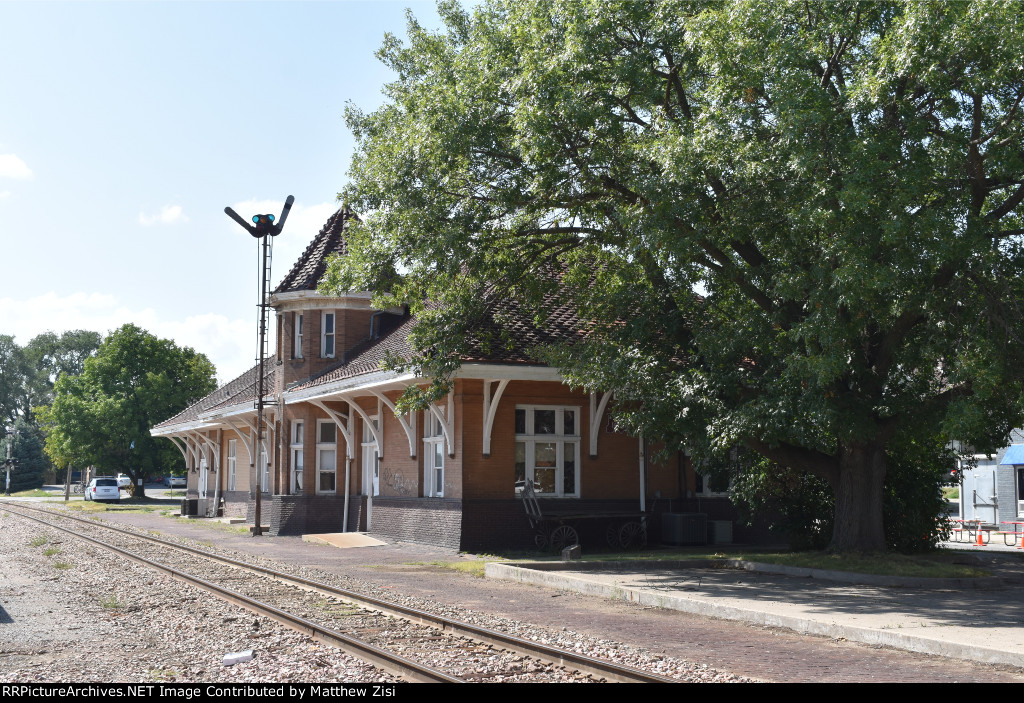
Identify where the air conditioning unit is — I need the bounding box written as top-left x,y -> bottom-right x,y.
710,520 -> 733,545
661,512 -> 707,545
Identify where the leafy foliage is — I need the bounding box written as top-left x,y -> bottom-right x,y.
324,1 -> 1024,550
37,324 -> 216,496
3,418 -> 49,493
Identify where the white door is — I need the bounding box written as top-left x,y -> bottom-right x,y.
361,418 -> 379,497
970,470 -> 998,523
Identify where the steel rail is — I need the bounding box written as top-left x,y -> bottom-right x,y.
4,502 -> 677,683
2,504 -> 461,683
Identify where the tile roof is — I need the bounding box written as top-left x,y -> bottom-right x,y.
289,287 -> 586,392
152,361 -> 276,430
274,206 -> 353,294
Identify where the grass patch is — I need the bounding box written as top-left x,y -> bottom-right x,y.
942,486 -> 960,501
43,546 -> 60,557
739,551 -> 989,578
29,535 -> 48,547
471,545 -> 990,579
10,489 -> 52,498
400,555 -> 510,578
171,516 -> 250,536
64,501 -> 112,513
53,562 -> 73,570
100,595 -> 125,609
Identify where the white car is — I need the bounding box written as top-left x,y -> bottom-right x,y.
85,477 -> 120,503
117,473 -> 132,488
167,475 -> 186,488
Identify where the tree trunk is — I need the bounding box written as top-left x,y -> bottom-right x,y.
830,442 -> 887,552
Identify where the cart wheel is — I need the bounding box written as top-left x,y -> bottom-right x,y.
550,525 -> 579,552
534,531 -> 549,550
619,522 -> 647,550
606,522 -> 622,549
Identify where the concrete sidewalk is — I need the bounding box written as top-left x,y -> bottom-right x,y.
486,550 -> 1024,669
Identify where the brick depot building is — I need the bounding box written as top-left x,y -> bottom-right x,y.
152,207 -> 748,551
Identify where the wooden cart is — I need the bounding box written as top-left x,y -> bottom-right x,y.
519,479 -> 648,552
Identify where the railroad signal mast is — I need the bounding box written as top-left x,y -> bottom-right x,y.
3,431 -> 18,496
225,195 -> 294,536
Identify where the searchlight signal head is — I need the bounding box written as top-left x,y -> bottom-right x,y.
224,195 -> 293,239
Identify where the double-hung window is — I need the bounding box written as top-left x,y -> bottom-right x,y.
322,312 -> 335,358
227,439 -> 236,491
424,408 -> 445,497
294,313 -> 303,359
514,406 -> 580,497
291,421 -> 304,494
316,420 -> 337,494
362,417 -> 380,497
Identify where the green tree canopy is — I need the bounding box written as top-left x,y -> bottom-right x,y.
323,0 -> 1024,551
38,324 -> 216,497
3,418 -> 49,493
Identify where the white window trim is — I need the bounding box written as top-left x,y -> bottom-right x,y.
321,311 -> 336,358
291,420 -> 304,494
515,405 -> 581,498
294,313 -> 303,359
227,439 -> 236,491
424,407 -> 445,497
316,419 -> 337,495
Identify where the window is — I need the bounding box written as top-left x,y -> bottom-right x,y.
514,406 -> 579,497
260,448 -> 269,492
362,417 -> 379,496
322,312 -> 335,358
294,313 -> 303,359
227,439 -> 236,491
317,420 -> 337,494
424,408 -> 445,497
291,421 -> 304,494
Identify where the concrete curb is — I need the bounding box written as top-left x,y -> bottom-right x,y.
485,562 -> 1022,668
498,558 -> 1004,589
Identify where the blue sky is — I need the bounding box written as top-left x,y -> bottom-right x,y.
0,1 -> 443,383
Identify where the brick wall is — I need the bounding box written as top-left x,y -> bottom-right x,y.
267,494 -> 351,535
221,490 -> 249,518
368,497 -> 463,550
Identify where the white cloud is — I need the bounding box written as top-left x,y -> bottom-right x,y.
0,191 -> 10,199
0,291 -> 257,384
0,154 -> 33,180
139,204 -> 189,226
228,198 -> 339,279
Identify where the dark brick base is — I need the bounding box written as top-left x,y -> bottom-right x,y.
257,493 -> 781,550
221,491 -> 248,518
368,498 -> 463,551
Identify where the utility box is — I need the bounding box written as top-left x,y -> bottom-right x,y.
180,498 -> 198,516
661,512 -> 708,545
709,520 -> 733,545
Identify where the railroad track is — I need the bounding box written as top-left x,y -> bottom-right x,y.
1,502 -> 677,684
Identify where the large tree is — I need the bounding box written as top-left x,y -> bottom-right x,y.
22,330 -> 103,416
38,324 -> 216,498
322,1 -> 1024,551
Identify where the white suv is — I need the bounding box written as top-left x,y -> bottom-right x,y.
86,477 -> 120,503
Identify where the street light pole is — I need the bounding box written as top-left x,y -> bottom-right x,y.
225,195 -> 294,537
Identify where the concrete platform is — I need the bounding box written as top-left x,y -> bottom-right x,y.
302,532 -> 388,549
486,554 -> 1024,669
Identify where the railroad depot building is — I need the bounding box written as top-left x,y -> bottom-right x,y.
152,207 -> 747,551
